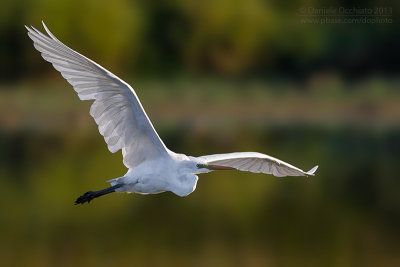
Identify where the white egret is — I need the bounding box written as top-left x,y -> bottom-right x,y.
26,22 -> 318,205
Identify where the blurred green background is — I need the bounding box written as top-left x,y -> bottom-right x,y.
1,0 -> 399,266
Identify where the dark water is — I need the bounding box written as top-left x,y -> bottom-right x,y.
1,123 -> 399,266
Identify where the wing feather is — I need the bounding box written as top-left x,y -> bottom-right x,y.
198,152 -> 318,177
26,22 -> 169,168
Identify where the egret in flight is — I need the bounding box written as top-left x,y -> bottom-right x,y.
26,22 -> 318,205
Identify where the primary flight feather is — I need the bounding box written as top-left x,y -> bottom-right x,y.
26,22 -> 318,204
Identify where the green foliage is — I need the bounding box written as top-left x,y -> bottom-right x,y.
0,0 -> 397,80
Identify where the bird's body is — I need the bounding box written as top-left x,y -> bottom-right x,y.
110,153 -> 205,197
26,22 -> 318,204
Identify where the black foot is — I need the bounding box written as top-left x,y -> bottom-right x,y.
74,184 -> 122,205
75,191 -> 96,205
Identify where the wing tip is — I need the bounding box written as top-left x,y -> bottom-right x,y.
306,165 -> 318,176
41,21 -> 49,33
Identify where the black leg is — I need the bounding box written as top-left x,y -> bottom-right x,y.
75,184 -> 122,205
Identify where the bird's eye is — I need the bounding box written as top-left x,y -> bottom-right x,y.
196,164 -> 208,169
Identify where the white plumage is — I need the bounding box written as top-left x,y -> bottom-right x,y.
199,152 -> 318,177
26,22 -> 318,204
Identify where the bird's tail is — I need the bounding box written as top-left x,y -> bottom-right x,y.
306,165 -> 319,176
106,177 -> 125,192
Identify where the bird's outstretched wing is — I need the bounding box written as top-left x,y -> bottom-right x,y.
198,152 -> 318,177
26,22 -> 169,168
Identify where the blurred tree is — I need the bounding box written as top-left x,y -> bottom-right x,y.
0,0 -> 397,81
